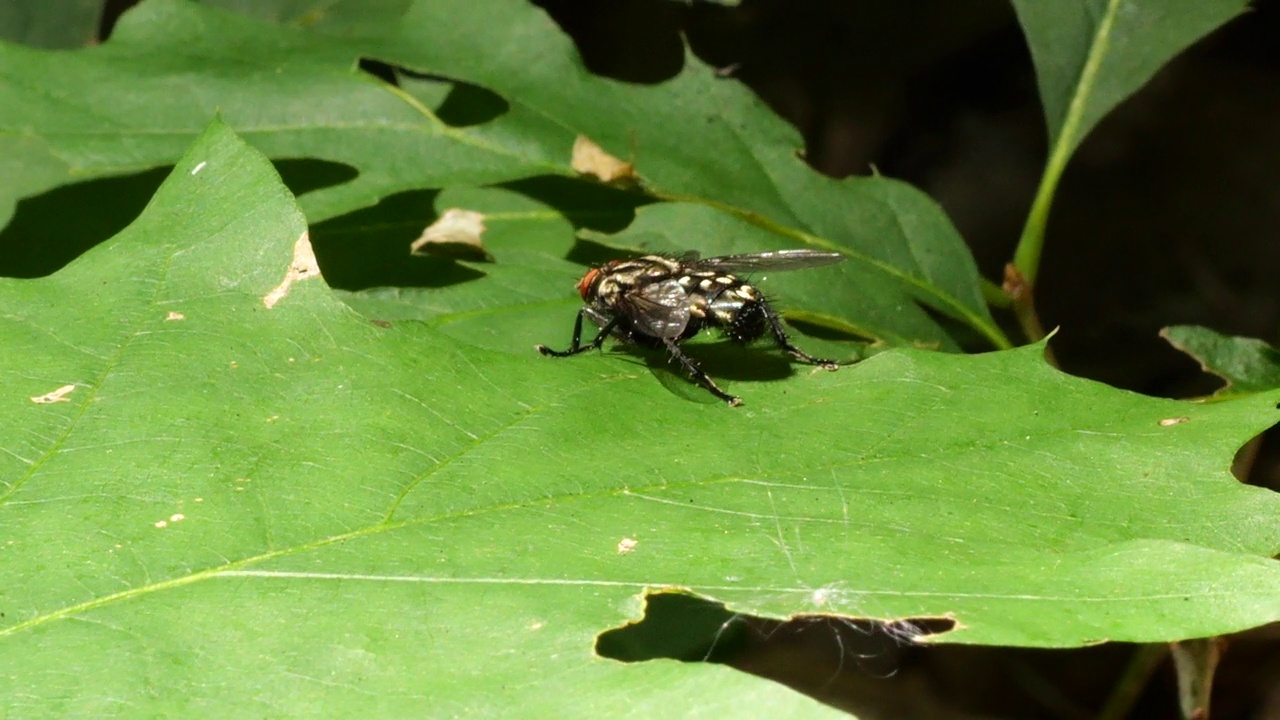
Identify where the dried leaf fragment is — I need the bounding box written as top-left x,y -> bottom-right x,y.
571,135 -> 637,185
410,208 -> 492,262
262,232 -> 319,309
31,384 -> 76,404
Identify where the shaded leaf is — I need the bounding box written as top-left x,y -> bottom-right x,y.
1162,325 -> 1280,396
1012,0 -> 1246,155
0,0 -> 1002,350
1010,0 -> 1246,288
0,0 -> 102,49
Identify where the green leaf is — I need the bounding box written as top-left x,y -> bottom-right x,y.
0,0 -> 102,49
197,0 -> 415,29
1162,325 -> 1280,396
1012,0 -> 1246,155
4,122 -> 1280,714
195,0 -> 345,24
0,0 -> 1004,351
1009,0 -> 1246,286
341,0 -> 1001,347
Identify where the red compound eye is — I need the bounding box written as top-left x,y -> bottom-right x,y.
575,267 -> 602,300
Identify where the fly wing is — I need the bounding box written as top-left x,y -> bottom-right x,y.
686,249 -> 845,274
616,279 -> 691,339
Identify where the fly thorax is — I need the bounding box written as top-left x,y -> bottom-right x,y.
639,255 -> 681,275
596,275 -> 626,306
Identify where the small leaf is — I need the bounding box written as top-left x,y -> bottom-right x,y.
1162,325 -> 1280,396
1012,0 -> 1247,155
1010,0 -> 1246,287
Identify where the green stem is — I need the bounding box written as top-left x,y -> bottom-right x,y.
1003,263 -> 1050,349
1013,0 -> 1122,289
981,277 -> 1012,308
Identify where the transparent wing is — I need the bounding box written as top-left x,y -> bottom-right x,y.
616,279 -> 691,339
686,249 -> 845,274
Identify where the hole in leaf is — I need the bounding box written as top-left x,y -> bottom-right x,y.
597,591 -> 956,666
596,592 -> 741,662
597,591 -> 957,712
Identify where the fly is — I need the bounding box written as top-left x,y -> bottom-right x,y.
536,249 -> 846,406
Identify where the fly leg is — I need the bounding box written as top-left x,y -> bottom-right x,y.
761,302 -> 841,370
662,338 -> 742,407
537,310 -> 621,357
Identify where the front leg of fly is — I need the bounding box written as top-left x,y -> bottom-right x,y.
537,309 -> 621,357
